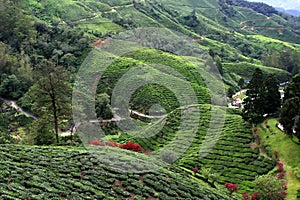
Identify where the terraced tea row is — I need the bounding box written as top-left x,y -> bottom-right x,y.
115,105 -> 275,193
0,145 -> 236,199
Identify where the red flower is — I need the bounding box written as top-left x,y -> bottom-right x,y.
277,172 -> 285,179
107,141 -> 119,147
274,151 -> 279,158
144,150 -> 151,155
242,192 -> 250,200
89,140 -> 105,146
224,183 -> 238,194
278,191 -> 287,198
277,162 -> 284,172
281,182 -> 288,190
119,141 -> 143,152
253,128 -> 258,135
193,167 -> 199,175
251,192 -> 259,200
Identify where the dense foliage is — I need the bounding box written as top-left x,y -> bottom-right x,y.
280,74 -> 300,140
242,68 -> 281,124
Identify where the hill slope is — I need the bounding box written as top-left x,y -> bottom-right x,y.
0,144 -> 235,199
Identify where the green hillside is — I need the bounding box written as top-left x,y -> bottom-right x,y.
0,144 -> 236,199
107,104 -> 276,193
1,0 -> 300,199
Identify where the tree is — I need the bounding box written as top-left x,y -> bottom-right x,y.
280,97 -> 299,137
95,93 -> 114,120
242,68 -> 266,124
0,75 -> 24,99
283,74 -> 300,101
31,115 -> 55,145
227,87 -> 235,98
254,174 -> 287,200
238,77 -> 245,89
29,59 -> 71,144
280,74 -> 300,140
0,0 -> 36,50
264,74 -> 281,114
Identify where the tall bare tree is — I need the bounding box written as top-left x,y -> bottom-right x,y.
30,59 -> 71,144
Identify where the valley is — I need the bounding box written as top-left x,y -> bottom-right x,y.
0,0 -> 299,199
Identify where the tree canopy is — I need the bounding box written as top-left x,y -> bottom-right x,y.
280,74 -> 300,140
242,69 -> 281,124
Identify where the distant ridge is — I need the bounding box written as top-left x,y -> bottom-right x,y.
248,0 -> 300,14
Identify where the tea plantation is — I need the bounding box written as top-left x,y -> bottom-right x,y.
114,104 -> 276,194
0,144 -> 235,199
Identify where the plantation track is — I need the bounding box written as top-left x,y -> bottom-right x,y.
240,17 -> 270,25
0,97 -> 37,120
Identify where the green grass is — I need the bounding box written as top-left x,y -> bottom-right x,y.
258,119 -> 300,200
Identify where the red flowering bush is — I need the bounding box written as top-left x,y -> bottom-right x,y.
251,192 -> 259,200
277,162 -> 284,172
274,151 -> 278,158
256,136 -> 261,145
192,167 -> 199,175
224,183 -> 238,195
278,191 -> 287,199
281,182 -> 288,190
277,172 -> 285,179
89,140 -> 105,146
144,150 -> 151,155
119,141 -> 142,152
242,192 -> 250,200
107,141 -> 118,147
243,191 -> 259,200
253,128 -> 258,135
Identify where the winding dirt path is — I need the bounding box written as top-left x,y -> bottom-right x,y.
0,97 -> 37,120
240,17 -> 270,25
129,109 -> 166,119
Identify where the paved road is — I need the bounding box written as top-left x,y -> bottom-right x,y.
0,97 -> 37,120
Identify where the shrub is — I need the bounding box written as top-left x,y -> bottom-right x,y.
274,151 -> 278,158
277,162 -> 284,172
251,191 -> 259,200
107,141 -> 118,147
192,168 -> 199,175
160,150 -> 176,164
294,167 -> 300,180
277,172 -> 285,179
32,116 -> 55,145
224,183 -> 238,195
278,191 -> 287,199
144,150 -> 151,155
119,141 -> 142,152
90,140 -> 105,146
281,182 -> 287,190
254,174 -> 286,200
242,192 -> 250,200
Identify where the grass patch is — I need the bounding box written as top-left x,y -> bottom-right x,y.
258,118 -> 300,200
